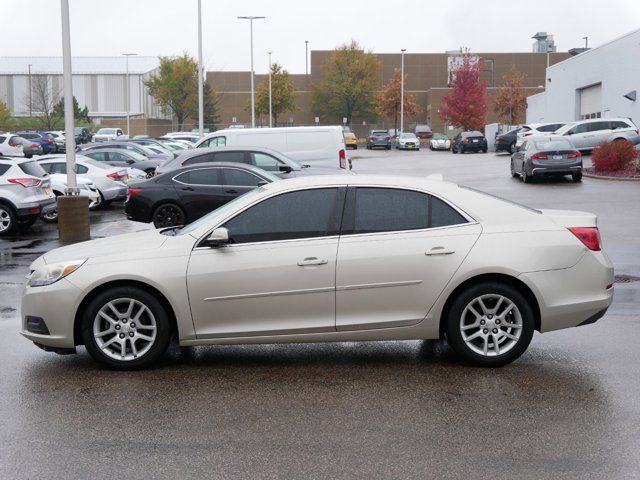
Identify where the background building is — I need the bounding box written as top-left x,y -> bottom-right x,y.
527,29 -> 640,124
210,50 -> 569,136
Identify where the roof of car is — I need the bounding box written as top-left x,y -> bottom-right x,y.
176,145 -> 286,159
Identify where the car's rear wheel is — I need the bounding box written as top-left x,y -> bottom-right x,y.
572,172 -> 583,182
0,205 -> 17,235
522,168 -> 531,183
446,282 -> 534,367
153,203 -> 185,228
81,286 -> 172,369
145,169 -> 155,178
508,143 -> 516,154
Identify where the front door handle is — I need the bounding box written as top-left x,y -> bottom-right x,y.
297,257 -> 328,266
181,186 -> 194,191
226,189 -> 238,194
425,247 -> 455,256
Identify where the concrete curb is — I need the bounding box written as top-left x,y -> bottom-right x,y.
583,172 -> 640,182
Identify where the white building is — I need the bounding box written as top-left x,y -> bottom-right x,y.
527,29 -> 640,124
0,56 -> 168,120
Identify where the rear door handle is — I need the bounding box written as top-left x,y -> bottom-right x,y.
226,189 -> 238,194
297,257 -> 328,266
181,186 -> 194,191
425,247 -> 455,256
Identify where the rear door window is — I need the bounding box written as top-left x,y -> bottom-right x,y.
588,121 -> 610,132
183,153 -> 217,166
611,121 -> 630,130
251,152 -> 281,171
0,164 -> 10,176
86,151 -> 108,162
223,168 -> 264,186
213,151 -> 249,163
174,168 -> 221,186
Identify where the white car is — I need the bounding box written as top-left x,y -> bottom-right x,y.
0,133 -> 25,157
515,122 -> 566,148
395,132 -> 421,150
41,174 -> 101,223
429,133 -> 451,151
93,128 -> 129,142
36,155 -> 128,204
20,175 -> 613,369
554,118 -> 640,151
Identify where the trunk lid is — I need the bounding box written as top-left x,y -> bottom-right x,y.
539,209 -> 597,228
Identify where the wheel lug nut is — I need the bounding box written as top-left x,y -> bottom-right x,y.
496,319 -> 501,324
488,314 -> 493,319
119,333 -> 125,339
122,319 -> 127,323
129,332 -> 134,337
480,320 -> 486,325
130,323 -> 136,328
492,328 -> 498,333
115,325 -> 121,330
483,329 -> 488,334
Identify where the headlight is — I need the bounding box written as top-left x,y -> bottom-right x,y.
27,259 -> 86,287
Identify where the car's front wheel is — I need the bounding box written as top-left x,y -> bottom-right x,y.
153,203 -> 185,228
0,205 -> 17,235
446,282 -> 534,367
81,286 -> 172,369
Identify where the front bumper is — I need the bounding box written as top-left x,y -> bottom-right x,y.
21,278 -> 83,349
398,143 -> 420,150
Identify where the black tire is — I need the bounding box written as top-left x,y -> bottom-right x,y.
445,282 -> 535,367
145,169 -> 155,179
572,172 -> 583,182
459,147 -> 465,154
386,145 -> 391,150
353,145 -> 358,150
482,148 -> 488,153
81,286 -> 172,369
452,146 -> 457,154
0,204 -> 17,235
17,215 -> 39,230
522,168 -> 531,183
508,143 -> 516,154
153,203 -> 186,228
510,159 -> 519,178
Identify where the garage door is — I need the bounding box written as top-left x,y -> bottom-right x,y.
579,84 -> 602,120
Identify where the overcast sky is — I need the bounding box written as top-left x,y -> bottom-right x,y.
6,0 -> 640,74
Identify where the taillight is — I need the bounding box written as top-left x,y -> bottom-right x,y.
462,138 -> 468,143
127,187 -> 142,197
8,140 -> 17,147
567,151 -> 582,158
107,171 -> 125,181
524,132 -> 533,137
339,149 -> 346,169
8,178 -> 42,188
385,136 -> 390,141
531,153 -> 548,160
568,227 -> 601,251
31,143 -> 38,148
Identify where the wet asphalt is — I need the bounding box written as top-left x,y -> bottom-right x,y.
0,149 -> 639,479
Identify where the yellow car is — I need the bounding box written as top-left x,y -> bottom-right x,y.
344,131 -> 358,149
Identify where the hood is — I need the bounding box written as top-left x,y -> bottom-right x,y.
42,229 -> 165,264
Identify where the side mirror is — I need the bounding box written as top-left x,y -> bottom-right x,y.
279,165 -> 293,173
126,159 -> 135,164
257,181 -> 268,187
201,227 -> 229,248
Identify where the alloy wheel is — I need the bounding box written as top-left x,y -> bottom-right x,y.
459,294 -> 523,357
0,207 -> 12,233
93,298 -> 157,361
153,204 -> 184,228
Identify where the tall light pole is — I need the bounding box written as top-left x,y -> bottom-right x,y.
400,49 -> 406,135
268,51 -> 273,128
197,0 -> 204,138
122,53 -> 137,135
238,16 -> 265,128
28,64 -> 32,117
305,40 -> 309,76
583,36 -> 588,49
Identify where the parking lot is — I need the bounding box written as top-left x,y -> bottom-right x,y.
1,148 -> 639,479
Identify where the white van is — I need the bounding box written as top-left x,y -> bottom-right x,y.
194,126 -> 349,170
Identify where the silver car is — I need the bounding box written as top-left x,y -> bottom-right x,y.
0,157 -> 55,234
554,118 -> 640,151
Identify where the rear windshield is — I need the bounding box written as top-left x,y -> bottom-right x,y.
97,129 -> 117,134
371,131 -> 387,135
534,139 -> 574,150
19,161 -> 47,178
432,133 -> 448,140
462,131 -> 483,137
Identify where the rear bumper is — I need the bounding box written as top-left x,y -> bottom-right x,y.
495,140 -> 513,151
519,250 -> 614,333
15,197 -> 56,218
101,184 -> 127,201
529,159 -> 582,176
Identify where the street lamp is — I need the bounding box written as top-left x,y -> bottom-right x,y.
305,40 -> 309,77
400,49 -> 406,135
268,51 -> 273,128
28,64 -> 32,117
238,15 -> 265,128
197,0 -> 204,138
122,53 -> 137,136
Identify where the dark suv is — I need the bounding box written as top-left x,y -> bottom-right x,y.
495,127 -> 522,154
365,130 -> 392,150
74,127 -> 93,144
452,131 -> 488,154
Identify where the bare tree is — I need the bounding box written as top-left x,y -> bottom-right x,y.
26,76 -> 61,130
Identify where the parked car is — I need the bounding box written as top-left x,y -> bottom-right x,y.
41,175 -> 101,223
37,155 -> 128,206
157,138 -> 192,150
554,118 -> 640,152
83,149 -> 164,178
510,135 -> 583,183
155,146 -> 350,179
366,130 -> 392,150
20,174 -> 613,369
0,157 -> 55,234
414,124 -> 433,139
80,141 -> 173,164
126,163 -> 280,228
15,131 -> 55,154
515,123 -> 566,149
0,133 -> 25,157
46,131 -> 66,153
343,126 -> 357,150
127,138 -> 176,157
429,133 -> 451,151
160,132 -> 200,144
195,126 -> 350,170
494,127 -> 523,154
16,137 -> 43,158
452,131 -> 488,153
154,141 -> 188,152
395,132 -> 420,150
74,127 -> 93,144
93,128 -> 128,142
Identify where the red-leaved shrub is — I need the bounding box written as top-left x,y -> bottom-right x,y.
592,139 -> 638,172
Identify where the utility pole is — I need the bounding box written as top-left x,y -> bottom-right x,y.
122,53 -> 137,136
197,0 -> 204,138
238,16 -> 265,128
400,49 -> 406,135
28,64 -> 32,117
583,36 -> 588,49
305,40 -> 309,77
268,51 -> 273,128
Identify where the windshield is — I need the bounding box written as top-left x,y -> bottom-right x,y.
415,125 -> 431,132
400,133 -> 417,139
97,128 -> 116,135
176,187 -> 266,236
534,139 -> 574,150
432,133 -> 448,140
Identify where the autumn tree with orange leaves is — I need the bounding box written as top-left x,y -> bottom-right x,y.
439,52 -> 488,131
376,68 -> 421,134
494,66 -> 528,125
